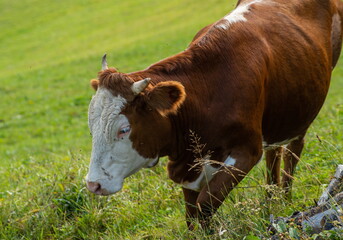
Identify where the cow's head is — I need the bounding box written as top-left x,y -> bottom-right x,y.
86,55 -> 186,195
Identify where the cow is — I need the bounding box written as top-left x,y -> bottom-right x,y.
86,0 -> 343,230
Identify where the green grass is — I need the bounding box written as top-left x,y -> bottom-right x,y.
0,0 -> 342,239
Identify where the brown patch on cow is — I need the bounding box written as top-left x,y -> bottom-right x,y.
97,68 -> 136,101
121,99 -> 173,159
148,51 -> 194,74
90,79 -> 99,90
146,81 -> 186,116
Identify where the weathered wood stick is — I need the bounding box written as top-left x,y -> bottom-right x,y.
318,164 -> 343,205
269,165 -> 343,236
298,192 -> 343,233
270,193 -> 343,236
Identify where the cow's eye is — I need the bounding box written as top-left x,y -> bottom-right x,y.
117,125 -> 131,139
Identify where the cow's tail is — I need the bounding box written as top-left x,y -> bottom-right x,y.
335,0 -> 343,30
335,0 -> 343,18
331,0 -> 343,68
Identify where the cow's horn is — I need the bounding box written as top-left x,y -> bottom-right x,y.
131,78 -> 151,95
102,53 -> 108,70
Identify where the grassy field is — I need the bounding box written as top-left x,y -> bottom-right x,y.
0,0 -> 342,239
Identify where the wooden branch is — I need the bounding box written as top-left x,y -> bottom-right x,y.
269,165 -> 343,237
318,164 -> 343,205
293,192 -> 343,233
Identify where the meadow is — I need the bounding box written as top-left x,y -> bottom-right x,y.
0,0 -> 342,239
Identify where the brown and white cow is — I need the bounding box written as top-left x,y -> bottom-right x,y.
86,0 -> 343,229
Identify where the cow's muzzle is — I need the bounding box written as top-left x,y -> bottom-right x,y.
86,181 -> 110,195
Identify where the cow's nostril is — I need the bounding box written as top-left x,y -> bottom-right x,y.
86,181 -> 101,194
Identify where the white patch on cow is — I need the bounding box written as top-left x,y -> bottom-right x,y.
216,0 -> 265,30
224,156 -> 236,166
86,87 -> 157,195
182,156 -> 237,192
182,163 -> 219,192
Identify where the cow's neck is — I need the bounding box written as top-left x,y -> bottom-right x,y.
132,53 -> 221,159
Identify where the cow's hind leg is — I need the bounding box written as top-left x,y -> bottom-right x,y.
265,147 -> 283,197
266,147 -> 283,186
282,134 -> 306,199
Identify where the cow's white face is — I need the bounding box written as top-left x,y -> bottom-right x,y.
86,87 -> 157,195
85,55 -> 185,195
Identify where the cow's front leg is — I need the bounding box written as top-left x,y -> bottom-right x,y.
195,149 -> 261,229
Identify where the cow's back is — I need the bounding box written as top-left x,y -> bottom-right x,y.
190,0 -> 341,145
141,0 -> 342,152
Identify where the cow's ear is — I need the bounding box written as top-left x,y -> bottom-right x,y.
147,81 -> 186,116
90,79 -> 99,90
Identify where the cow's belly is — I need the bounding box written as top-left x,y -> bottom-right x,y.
261,96 -> 326,144
262,135 -> 300,150
262,73 -> 330,144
